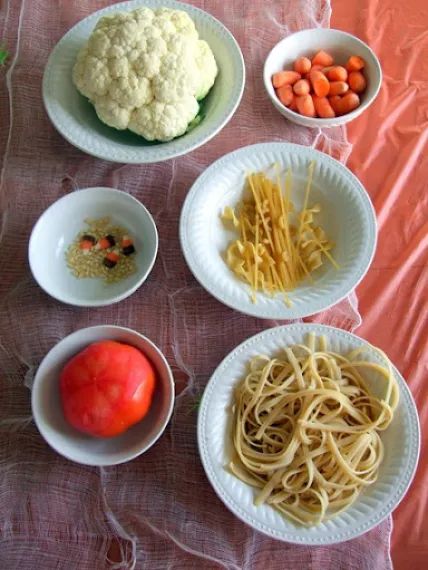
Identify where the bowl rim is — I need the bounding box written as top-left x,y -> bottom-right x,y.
28,187 -> 159,307
31,325 -> 175,466
42,0 -> 246,164
263,27 -> 383,127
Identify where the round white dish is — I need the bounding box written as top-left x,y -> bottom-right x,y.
32,325 -> 175,466
42,0 -> 245,163
29,187 -> 158,307
197,323 -> 420,544
263,28 -> 382,128
180,142 -> 377,320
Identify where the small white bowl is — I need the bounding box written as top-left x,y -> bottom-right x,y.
263,28 -> 382,128
31,325 -> 175,466
29,187 -> 158,307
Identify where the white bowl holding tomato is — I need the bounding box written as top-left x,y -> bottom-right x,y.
31,325 -> 174,466
263,28 -> 382,128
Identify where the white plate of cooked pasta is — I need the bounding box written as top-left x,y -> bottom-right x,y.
197,323 -> 420,544
180,142 -> 377,319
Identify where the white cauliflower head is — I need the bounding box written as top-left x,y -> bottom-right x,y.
72,7 -> 218,141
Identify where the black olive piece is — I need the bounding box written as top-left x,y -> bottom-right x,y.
82,234 -> 96,244
105,234 -> 116,247
103,257 -> 117,269
122,244 -> 136,256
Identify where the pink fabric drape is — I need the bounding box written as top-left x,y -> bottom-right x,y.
1,0 -> 415,568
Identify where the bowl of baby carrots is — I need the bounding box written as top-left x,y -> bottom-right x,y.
263,28 -> 382,128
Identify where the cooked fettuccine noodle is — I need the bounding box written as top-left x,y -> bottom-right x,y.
221,163 -> 338,305
230,333 -> 399,525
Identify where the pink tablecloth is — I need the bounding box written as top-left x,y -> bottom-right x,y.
332,2 -> 428,567
0,1 -> 398,568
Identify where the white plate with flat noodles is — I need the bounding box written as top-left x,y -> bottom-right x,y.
42,0 -> 245,163
197,323 -> 420,544
180,142 -> 377,319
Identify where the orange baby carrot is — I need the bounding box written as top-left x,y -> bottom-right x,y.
312,50 -> 334,67
272,70 -> 301,88
296,94 -> 316,117
329,81 -> 349,96
310,70 -> 330,97
346,55 -> 365,72
293,78 -> 311,96
326,66 -> 348,82
276,84 -> 294,106
348,71 -> 367,93
294,57 -> 312,74
338,92 -> 360,114
289,95 -> 298,112
313,95 -> 336,118
329,95 -> 343,115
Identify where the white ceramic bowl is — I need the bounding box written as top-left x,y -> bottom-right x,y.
42,0 -> 245,163
180,142 -> 377,320
29,187 -> 158,307
31,325 -> 175,466
263,28 -> 382,128
198,323 -> 420,544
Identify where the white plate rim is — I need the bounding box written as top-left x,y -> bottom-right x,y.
197,322 -> 421,544
180,142 -> 377,320
28,187 -> 159,307
42,0 -> 245,164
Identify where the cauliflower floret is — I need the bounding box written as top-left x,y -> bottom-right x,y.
72,7 -> 218,141
95,97 -> 131,130
129,97 -> 199,141
109,75 -> 152,108
195,40 -> 218,100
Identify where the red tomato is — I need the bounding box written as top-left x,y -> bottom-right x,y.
60,340 -> 156,438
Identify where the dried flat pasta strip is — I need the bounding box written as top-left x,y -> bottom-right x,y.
221,164 -> 338,305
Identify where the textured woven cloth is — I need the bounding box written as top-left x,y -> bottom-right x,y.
0,0 -> 392,568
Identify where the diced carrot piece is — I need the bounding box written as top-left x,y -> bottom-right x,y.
272,70 -> 301,88
121,235 -> 135,256
79,240 -> 94,251
326,66 -> 348,82
313,95 -> 336,118
329,95 -> 343,115
293,57 -> 311,74
312,50 -> 334,67
276,84 -> 294,106
329,81 -> 349,96
310,70 -> 330,97
348,71 -> 367,93
97,238 -> 110,250
346,55 -> 365,72
96,235 -> 116,250
121,236 -> 133,248
103,251 -> 120,268
293,79 -> 311,96
79,234 -> 96,251
296,94 -> 316,117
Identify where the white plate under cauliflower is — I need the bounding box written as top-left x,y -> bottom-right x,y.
72,7 -> 218,142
